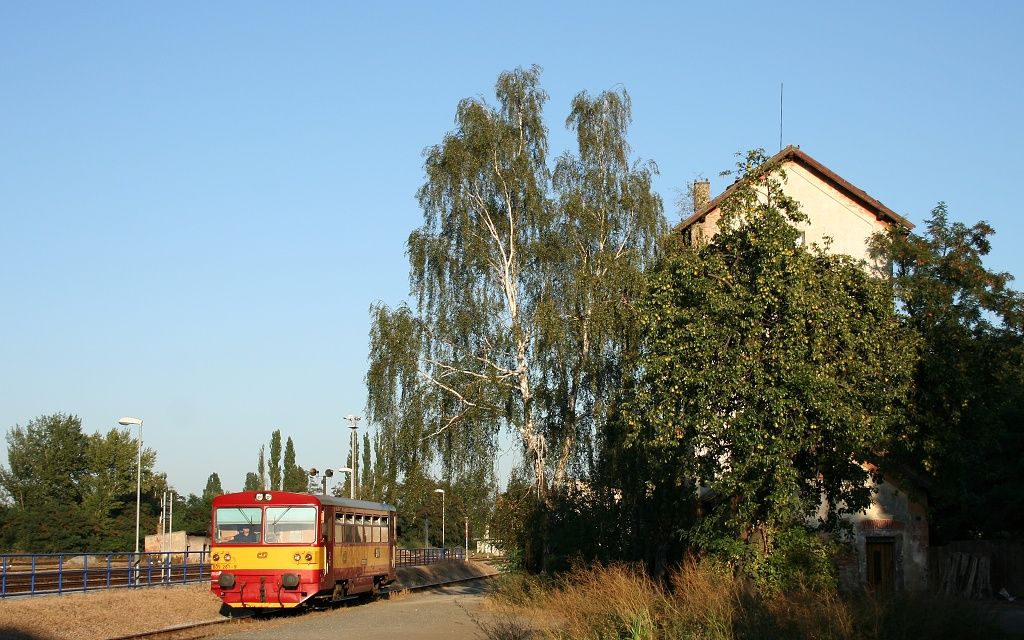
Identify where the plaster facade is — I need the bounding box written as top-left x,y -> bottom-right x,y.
679,146 -> 912,265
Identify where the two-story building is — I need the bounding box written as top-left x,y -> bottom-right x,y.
676,145 -> 928,592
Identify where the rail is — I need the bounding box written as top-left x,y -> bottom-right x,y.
0,550 -> 209,598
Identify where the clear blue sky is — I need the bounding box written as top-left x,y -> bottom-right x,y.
2,2 -> 1021,497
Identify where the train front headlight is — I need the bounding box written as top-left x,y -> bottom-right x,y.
293,553 -> 302,562
305,553 -> 313,561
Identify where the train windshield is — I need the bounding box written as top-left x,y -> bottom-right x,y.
214,507 -> 263,544
265,506 -> 317,544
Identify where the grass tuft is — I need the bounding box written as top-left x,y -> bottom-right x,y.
488,560 -> 1012,640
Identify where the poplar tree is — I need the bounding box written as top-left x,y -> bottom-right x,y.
360,432 -> 373,498
269,430 -> 282,491
257,445 -> 267,490
282,437 -> 307,492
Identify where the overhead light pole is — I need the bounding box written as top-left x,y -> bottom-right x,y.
118,416 -> 145,562
434,489 -> 445,551
344,415 -> 360,499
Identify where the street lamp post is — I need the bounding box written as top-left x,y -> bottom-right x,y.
344,415 -> 361,499
118,417 -> 145,562
434,489 -> 445,551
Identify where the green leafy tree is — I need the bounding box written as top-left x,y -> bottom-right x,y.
871,204 -> 1024,541
282,437 -> 307,492
243,472 -> 261,491
269,430 -> 282,491
79,428 -> 154,551
544,88 -> 665,483
176,492 -> 213,536
367,67 -> 663,509
0,414 -> 160,552
621,151 -> 917,563
0,413 -> 88,508
202,473 -> 224,501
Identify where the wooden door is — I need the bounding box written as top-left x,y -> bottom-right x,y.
865,538 -> 895,592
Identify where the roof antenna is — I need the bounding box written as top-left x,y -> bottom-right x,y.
779,82 -> 784,151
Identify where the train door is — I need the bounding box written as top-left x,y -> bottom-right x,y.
322,506 -> 332,578
357,514 -> 369,575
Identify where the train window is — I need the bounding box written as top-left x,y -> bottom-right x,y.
265,506 -> 317,544
346,514 -> 356,542
373,516 -> 382,543
381,516 -> 389,543
214,507 -> 263,543
334,514 -> 346,542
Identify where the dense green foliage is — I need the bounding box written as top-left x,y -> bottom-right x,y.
618,152 -> 917,568
871,204 -> 1024,542
0,413 -> 164,552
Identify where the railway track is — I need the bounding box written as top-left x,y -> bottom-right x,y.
108,572 -> 498,640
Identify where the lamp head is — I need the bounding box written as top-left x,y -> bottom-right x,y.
118,417 -> 143,426
434,489 -> 445,495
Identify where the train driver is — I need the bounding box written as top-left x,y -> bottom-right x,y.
234,525 -> 259,543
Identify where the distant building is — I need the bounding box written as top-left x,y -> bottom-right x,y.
679,145 -> 928,592
144,530 -> 210,554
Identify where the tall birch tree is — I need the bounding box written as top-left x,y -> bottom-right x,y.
367,66 -> 663,502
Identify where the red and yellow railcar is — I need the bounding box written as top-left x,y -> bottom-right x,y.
210,491 -> 396,610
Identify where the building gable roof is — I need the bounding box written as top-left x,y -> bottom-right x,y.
677,145 -> 914,232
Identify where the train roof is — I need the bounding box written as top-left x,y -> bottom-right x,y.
212,490 -> 396,513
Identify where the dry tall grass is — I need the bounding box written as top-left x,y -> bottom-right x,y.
484,561 -> 1010,640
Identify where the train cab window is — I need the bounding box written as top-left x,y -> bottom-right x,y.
265,506 -> 317,544
214,507 -> 263,544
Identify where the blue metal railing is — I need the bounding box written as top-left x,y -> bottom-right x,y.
0,549 -> 209,598
396,546 -> 465,567
2,546 -> 465,598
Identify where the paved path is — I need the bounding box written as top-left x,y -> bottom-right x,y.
219,580 -> 497,640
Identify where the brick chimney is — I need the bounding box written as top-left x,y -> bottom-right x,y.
692,180 -> 711,213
